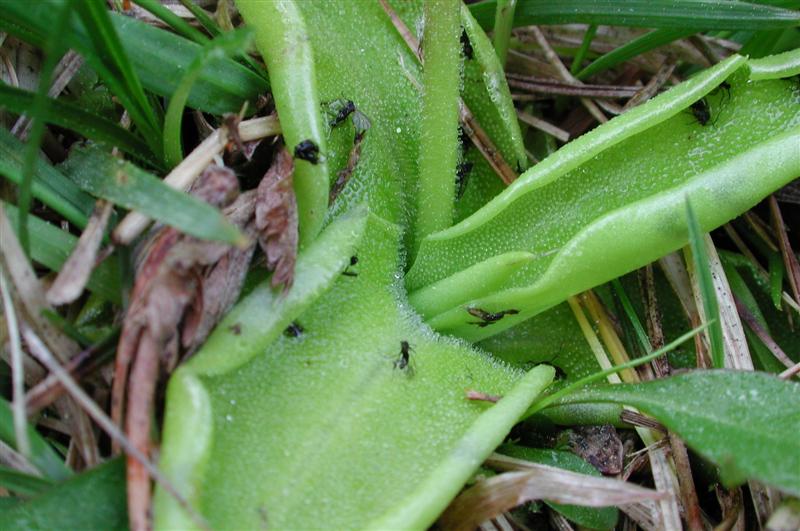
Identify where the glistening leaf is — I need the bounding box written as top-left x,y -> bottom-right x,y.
407,56 -> 800,342
553,370 -> 800,495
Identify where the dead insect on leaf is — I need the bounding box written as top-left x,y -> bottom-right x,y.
228,323 -> 242,335
689,98 -> 712,126
342,255 -> 359,277
256,147 -> 299,291
328,99 -> 356,127
329,108 -> 372,204
294,139 -> 320,164
284,321 -> 304,338
466,307 -> 520,327
394,340 -> 414,376
465,389 -> 501,403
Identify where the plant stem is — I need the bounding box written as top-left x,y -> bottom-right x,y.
492,0 -> 517,66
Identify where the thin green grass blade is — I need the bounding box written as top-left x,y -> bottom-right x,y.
576,28 -> 693,80
178,0 -> 221,37
0,467 -> 54,497
570,24 -> 597,76
469,0 -> 800,31
611,278 -> 653,353
72,0 -> 163,159
163,28 -> 253,168
685,198 -> 725,368
16,0 -> 72,256
2,203 -> 121,303
492,0 -> 517,66
132,0 -> 208,44
0,85 -> 154,164
61,147 -> 246,245
0,128 -> 93,229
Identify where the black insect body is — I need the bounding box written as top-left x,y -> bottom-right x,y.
284,321 -> 305,338
456,161 -> 473,200
690,98 -> 712,126
460,29 -> 473,59
342,255 -> 359,277
467,307 -> 520,327
294,139 -> 320,164
329,100 -> 356,127
394,340 -> 414,376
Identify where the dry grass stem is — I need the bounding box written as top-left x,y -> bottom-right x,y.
0,267 -> 30,457
769,196 -> 800,305
515,109 -> 570,142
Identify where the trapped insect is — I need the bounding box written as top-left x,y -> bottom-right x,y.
466,307 -> 519,327
342,255 -> 359,277
394,340 -> 415,376
294,139 -> 320,164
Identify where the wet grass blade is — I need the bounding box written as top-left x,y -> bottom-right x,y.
469,0 -> 800,31
0,467 -> 54,497
62,147 -> 247,246
685,198 -> 725,368
0,86 -> 154,164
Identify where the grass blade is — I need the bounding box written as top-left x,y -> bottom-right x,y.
469,0 -> 800,31
62,147 -> 247,246
163,28 -> 254,168
131,0 -> 208,44
72,0 -> 163,159
576,28 -> 693,80
0,128 -> 93,229
685,198 -> 725,368
0,85 -> 154,164
0,467 -> 54,497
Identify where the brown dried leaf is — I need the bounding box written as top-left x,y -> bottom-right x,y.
568,425 -> 624,475
441,456 -> 664,531
255,147 -> 298,290
47,199 -> 113,306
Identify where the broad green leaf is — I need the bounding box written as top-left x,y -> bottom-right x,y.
553,370 -> 800,495
0,85 -> 153,164
155,214 -> 553,529
407,56 -> 800,341
498,445 -> 618,530
469,0 -> 800,31
60,146 -> 246,246
0,1 -> 268,116
0,398 -> 71,482
0,128 -> 93,229
0,459 -> 127,531
2,203 -> 120,304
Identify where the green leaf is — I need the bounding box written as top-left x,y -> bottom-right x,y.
469,0 -> 800,31
749,46 -> 800,79
155,213 -> 553,529
0,467 -> 54,498
237,0 -> 330,245
60,147 -> 246,246
2,203 -> 121,304
498,445 -> 618,530
553,370 -> 800,495
0,459 -> 127,530
0,128 -> 93,230
0,398 -> 72,482
0,85 -> 154,163
407,56 -> 800,342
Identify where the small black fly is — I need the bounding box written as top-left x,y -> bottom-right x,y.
283,321 -> 305,338
690,98 -> 712,126
342,255 -> 359,277
455,161 -> 473,200
294,139 -> 320,164
394,340 -> 414,376
329,100 -> 356,127
467,307 -> 520,327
